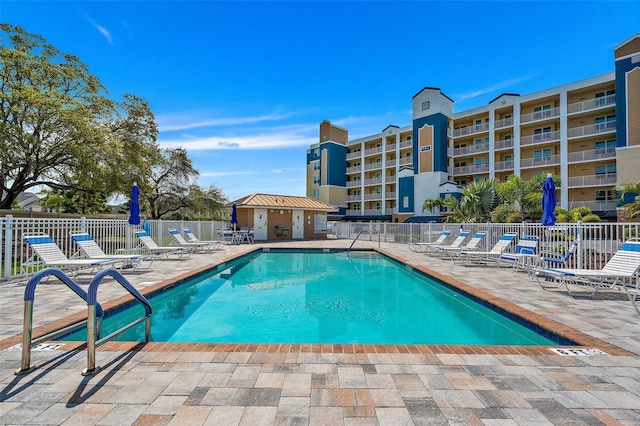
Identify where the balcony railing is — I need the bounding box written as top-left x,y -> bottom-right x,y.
346,195 -> 361,202
346,151 -> 361,160
567,147 -> 616,163
386,192 -> 396,199
364,146 -> 382,156
495,160 -> 514,171
363,177 -> 383,186
495,138 -> 514,150
520,154 -> 561,168
346,166 -> 362,174
449,142 -> 490,157
385,159 -> 396,167
574,200 -> 617,212
451,164 -> 489,175
520,130 -> 561,146
364,162 -> 382,171
364,193 -> 382,200
452,122 -> 489,137
520,107 -> 560,124
385,143 -> 397,151
399,140 -> 413,149
567,120 -> 616,139
363,209 -> 384,216
494,117 -> 514,129
399,157 -> 413,166
567,173 -> 617,187
567,94 -> 616,114
346,180 -> 361,187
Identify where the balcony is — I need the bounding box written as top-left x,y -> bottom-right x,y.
567,173 -> 617,187
520,130 -> 561,146
363,177 -> 383,186
386,192 -> 396,199
364,193 -> 382,201
495,160 -> 514,171
567,120 -> 616,139
364,162 -> 382,171
574,200 -> 617,212
495,138 -> 514,150
385,143 -> 397,151
520,107 -> 560,124
346,166 -> 361,174
567,94 -> 616,114
385,159 -> 396,167
346,151 -> 361,160
346,180 -> 361,187
494,117 -> 514,129
399,140 -> 413,149
449,142 -> 490,157
520,154 -> 560,169
364,146 -> 382,156
452,122 -> 489,138
363,209 -> 384,216
451,164 -> 489,175
399,157 -> 413,166
345,209 -> 361,216
567,147 -> 616,163
346,195 -> 361,202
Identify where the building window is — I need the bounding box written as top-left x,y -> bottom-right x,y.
595,190 -> 616,201
533,104 -> 552,119
504,154 -> 513,161
421,101 -> 430,110
534,149 -> 552,161
595,140 -> 616,153
403,196 -> 409,208
595,115 -> 616,131
595,164 -> 616,175
313,176 -> 320,184
313,189 -> 319,198
533,127 -> 552,142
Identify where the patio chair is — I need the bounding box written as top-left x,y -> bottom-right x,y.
168,228 -> 218,251
70,232 -> 153,271
23,234 -> 121,276
533,240 -> 640,308
408,230 -> 450,252
218,228 -> 241,245
239,227 -> 254,244
425,231 -> 469,256
538,238 -> 580,268
135,230 -> 191,259
499,236 -> 539,273
437,232 -> 487,259
454,233 -> 517,267
183,228 -> 223,249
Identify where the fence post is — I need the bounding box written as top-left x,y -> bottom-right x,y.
4,215 -> 13,280
576,220 -> 583,269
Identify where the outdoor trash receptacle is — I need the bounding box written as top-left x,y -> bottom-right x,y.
275,225 -> 290,236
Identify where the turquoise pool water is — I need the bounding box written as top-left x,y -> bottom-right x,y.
61,250 -> 565,345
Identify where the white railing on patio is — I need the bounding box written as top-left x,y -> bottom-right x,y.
3,215 -> 640,286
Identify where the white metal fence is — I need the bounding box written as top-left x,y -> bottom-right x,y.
2,214 -> 640,282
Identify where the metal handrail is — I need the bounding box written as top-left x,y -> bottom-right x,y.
15,268 -> 104,375
83,268 -> 152,376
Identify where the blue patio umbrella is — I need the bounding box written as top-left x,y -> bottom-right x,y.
540,173 -> 556,226
231,203 -> 238,230
128,183 -> 141,226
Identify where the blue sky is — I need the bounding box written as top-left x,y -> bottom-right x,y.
3,1 -> 639,202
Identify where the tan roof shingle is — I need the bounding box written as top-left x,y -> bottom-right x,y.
227,193 -> 336,211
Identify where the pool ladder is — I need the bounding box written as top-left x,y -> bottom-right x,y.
348,230 -> 363,251
15,267 -> 152,376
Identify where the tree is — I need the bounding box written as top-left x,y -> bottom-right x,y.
0,24 -> 116,209
496,173 -> 556,220
421,197 -> 444,215
143,147 -> 200,219
456,179 -> 500,222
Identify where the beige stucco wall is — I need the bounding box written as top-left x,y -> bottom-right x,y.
616,146 -> 640,185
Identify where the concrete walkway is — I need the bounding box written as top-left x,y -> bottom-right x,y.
1,239 -> 640,425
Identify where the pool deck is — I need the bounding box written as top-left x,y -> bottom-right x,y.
2,239 -> 640,425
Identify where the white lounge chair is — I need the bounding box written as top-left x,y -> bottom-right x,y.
500,236 -> 539,273
70,232 -> 153,270
438,232 -> 486,259
135,231 -> 191,259
534,240 -> 640,308
183,228 -> 223,249
425,231 -> 469,256
23,234 -> 121,276
409,230 -> 450,252
454,233 -> 517,267
168,228 -> 217,251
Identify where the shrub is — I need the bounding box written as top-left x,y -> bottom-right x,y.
581,214 -> 601,223
506,211 -> 524,223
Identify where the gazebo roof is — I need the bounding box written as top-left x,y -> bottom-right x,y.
226,193 -> 336,211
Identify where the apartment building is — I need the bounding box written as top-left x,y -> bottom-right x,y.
306,34 -> 640,222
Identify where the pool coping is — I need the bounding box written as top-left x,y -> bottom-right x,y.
0,246 -> 632,357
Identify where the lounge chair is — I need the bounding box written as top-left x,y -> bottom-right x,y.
409,230 -> 450,252
425,231 -> 469,256
239,227 -> 254,244
438,232 -> 487,259
23,234 -> 121,276
454,233 -> 517,267
533,240 -> 640,306
183,228 -> 223,249
168,228 -> 218,251
500,236 -> 539,273
70,232 -> 153,270
135,230 -> 191,259
538,238 -> 580,268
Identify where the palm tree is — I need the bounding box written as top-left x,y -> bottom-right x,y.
421,197 -> 444,215
458,179 -> 500,222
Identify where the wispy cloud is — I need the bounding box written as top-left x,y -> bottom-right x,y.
88,19 -> 113,45
157,111 -> 293,132
452,75 -> 536,102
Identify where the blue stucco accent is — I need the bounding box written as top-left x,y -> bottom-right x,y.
321,142 -> 347,187
412,113 -> 449,173
398,175 -> 414,213
615,55 -> 640,148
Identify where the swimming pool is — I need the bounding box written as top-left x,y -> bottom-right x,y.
61,250 -> 569,346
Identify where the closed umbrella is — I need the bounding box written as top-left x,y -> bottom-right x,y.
541,173 -> 556,226
231,203 -> 238,231
128,183 -> 141,226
